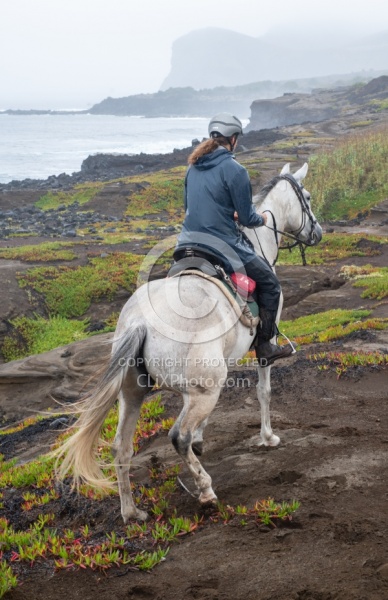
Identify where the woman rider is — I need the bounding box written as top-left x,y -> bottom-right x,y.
176,112 -> 293,366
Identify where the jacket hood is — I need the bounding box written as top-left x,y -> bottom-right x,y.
194,147 -> 233,171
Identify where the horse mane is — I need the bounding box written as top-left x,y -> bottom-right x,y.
253,175 -> 283,205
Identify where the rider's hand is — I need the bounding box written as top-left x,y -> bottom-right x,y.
260,212 -> 268,225
234,211 -> 239,221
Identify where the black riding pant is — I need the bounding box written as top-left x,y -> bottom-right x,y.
242,255 -> 281,312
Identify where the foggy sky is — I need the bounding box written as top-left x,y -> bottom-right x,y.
1,0 -> 387,109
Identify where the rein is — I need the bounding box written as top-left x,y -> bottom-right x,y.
254,174 -> 317,267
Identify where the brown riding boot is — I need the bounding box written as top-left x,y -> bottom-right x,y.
255,341 -> 294,367
255,308 -> 295,367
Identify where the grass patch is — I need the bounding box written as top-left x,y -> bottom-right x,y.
279,308 -> 388,345
2,315 -> 90,362
349,120 -> 373,128
370,99 -> 388,111
341,264 -> 388,300
0,416 -> 45,436
306,126 -> 388,220
253,157 -> 286,163
0,395 -> 300,593
0,242 -> 76,262
308,350 -> 388,378
239,158 -> 262,165
17,252 -> 142,318
293,130 -> 316,138
322,189 -> 385,222
270,140 -> 299,151
7,232 -> 39,239
277,233 -> 387,266
77,220 -> 148,244
36,168 -> 187,215
245,168 -> 261,180
36,183 -> 103,211
128,218 -> 168,231
125,168 -> 185,217
98,232 -> 147,244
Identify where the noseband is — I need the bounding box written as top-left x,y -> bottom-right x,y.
255,174 -> 318,267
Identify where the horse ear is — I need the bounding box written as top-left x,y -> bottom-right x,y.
280,163 -> 290,175
293,162 -> 308,183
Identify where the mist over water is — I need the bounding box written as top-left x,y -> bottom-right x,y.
0,115 -> 210,183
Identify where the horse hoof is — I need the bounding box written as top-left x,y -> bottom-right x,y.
199,492 -> 218,507
122,508 -> 149,524
192,441 -> 203,456
260,434 -> 280,447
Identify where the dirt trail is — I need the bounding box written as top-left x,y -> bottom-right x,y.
3,344 -> 388,600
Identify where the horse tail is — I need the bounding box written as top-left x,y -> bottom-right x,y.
54,321 -> 147,492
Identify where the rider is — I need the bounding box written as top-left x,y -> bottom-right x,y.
176,112 -> 294,366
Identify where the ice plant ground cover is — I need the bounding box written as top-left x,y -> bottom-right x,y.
0,395 -> 300,597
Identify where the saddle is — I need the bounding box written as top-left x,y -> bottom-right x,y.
168,247 -> 259,334
169,246 -> 221,278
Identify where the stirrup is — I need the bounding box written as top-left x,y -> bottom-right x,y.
277,330 -> 297,355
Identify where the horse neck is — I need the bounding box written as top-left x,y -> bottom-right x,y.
260,189 -> 289,233
246,188 -> 289,266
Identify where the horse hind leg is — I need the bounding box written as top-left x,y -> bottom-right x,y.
169,389 -> 220,505
112,370 -> 150,523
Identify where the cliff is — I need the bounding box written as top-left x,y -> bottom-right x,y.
246,76 -> 388,131
161,27 -> 388,91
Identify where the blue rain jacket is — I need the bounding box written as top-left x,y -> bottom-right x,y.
176,147 -> 264,268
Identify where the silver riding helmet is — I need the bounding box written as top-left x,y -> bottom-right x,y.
208,113 -> 243,138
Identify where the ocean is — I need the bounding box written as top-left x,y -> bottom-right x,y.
0,114 -> 212,184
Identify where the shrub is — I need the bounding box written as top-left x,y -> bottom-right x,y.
306,127 -> 388,220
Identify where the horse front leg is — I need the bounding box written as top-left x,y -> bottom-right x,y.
256,364 -> 280,447
255,288 -> 283,446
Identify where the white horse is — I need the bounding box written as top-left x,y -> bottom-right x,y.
56,162 -> 322,523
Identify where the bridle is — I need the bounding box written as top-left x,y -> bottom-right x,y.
253,174 -> 318,267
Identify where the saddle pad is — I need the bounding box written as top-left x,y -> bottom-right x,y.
220,280 -> 259,318
170,269 -> 259,332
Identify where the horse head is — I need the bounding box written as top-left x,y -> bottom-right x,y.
280,163 -> 323,247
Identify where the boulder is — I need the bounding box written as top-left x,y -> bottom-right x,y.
0,333 -> 113,421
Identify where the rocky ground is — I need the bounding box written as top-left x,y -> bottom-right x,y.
0,104 -> 387,599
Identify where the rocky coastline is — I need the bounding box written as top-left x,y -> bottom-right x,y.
3,70 -> 385,120
1,73 -> 387,240
1,75 -> 386,195
0,129 -> 285,193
